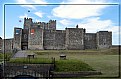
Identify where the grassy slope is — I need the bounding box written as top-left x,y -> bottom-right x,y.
55,59 -> 94,72
7,47 -> 121,78
29,47 -> 120,77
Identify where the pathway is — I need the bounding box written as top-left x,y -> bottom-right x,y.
13,50 -> 28,58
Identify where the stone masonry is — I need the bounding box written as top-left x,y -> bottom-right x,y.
0,18 -> 112,51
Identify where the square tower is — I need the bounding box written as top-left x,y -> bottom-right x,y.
65,26 -> 85,50
96,31 -> 112,49
13,28 -> 22,50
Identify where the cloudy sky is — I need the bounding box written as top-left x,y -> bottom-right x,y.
0,0 -> 120,45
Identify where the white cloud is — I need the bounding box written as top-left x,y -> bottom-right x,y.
78,17 -> 113,33
31,0 -> 47,4
105,26 -> 119,34
34,11 -> 44,18
78,17 -> 119,39
15,0 -> 47,9
15,0 -> 36,9
19,13 -> 28,19
47,15 -> 53,19
59,19 -> 72,25
52,0 -> 110,19
35,19 -> 41,22
78,17 -> 120,45
61,0 -> 108,4
19,13 -> 34,19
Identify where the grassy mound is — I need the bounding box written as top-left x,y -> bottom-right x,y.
55,59 -> 95,72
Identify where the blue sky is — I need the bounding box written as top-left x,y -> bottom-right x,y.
0,0 -> 120,45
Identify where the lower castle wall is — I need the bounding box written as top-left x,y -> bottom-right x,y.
97,45 -> 110,49
0,38 -> 2,52
54,31 -> 66,50
28,28 -> 43,50
5,27 -> 112,50
65,28 -> 85,50
43,30 -> 66,50
43,30 -> 55,49
4,39 -> 13,52
84,33 -> 97,49
28,45 -> 43,50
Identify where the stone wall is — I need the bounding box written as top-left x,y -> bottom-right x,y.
84,33 -> 97,49
97,31 -> 112,49
13,28 -> 22,50
4,39 -> 13,52
54,30 -> 66,49
65,28 -> 85,50
0,37 -> 2,52
43,30 -> 55,49
28,28 -> 43,50
10,18 -> 112,50
43,30 -> 66,50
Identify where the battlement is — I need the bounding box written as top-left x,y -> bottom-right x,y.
49,20 -> 56,22
32,20 -> 56,24
24,17 -> 32,20
32,20 -> 56,25
33,22 -> 41,24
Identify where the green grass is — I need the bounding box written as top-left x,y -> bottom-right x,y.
0,53 -> 12,60
8,57 -> 95,72
7,47 -> 120,78
9,58 -> 52,64
30,48 -> 119,55
78,55 -> 119,77
55,59 -> 95,72
27,48 -> 119,77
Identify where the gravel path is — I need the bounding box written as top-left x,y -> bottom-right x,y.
13,50 -> 28,58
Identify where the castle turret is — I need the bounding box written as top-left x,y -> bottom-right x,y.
48,20 -> 56,30
24,18 -> 33,29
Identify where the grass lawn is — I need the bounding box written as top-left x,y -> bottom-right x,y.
77,55 -> 119,77
6,47 -> 120,78
9,58 -> 52,64
55,59 -> 94,72
28,48 -> 120,77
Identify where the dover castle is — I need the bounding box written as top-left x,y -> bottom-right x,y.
0,18 -> 112,52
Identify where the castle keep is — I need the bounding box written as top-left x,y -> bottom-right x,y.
0,18 -> 112,51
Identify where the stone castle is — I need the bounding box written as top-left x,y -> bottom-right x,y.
0,18 -> 112,52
